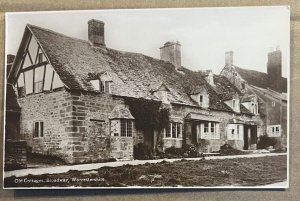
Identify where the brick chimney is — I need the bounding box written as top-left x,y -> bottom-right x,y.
88,19 -> 105,47
267,46 -> 282,91
225,51 -> 233,66
160,41 -> 181,70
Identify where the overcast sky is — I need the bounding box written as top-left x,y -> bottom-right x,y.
6,6 -> 290,77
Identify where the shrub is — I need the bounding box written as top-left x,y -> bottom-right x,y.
183,144 -> 201,158
219,143 -> 244,155
164,146 -> 184,158
257,135 -> 277,149
164,144 -> 201,158
133,143 -> 153,160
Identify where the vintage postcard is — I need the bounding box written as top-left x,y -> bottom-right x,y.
3,6 -> 289,189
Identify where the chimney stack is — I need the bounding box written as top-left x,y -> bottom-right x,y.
267,47 -> 282,91
160,41 -> 181,70
88,19 -> 105,47
225,51 -> 233,66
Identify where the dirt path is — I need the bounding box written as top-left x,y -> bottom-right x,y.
4,153 -> 287,178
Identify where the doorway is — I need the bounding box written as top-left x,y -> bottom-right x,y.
243,125 -> 257,150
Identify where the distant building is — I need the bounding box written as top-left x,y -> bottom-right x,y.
7,19 -> 269,163
220,49 -> 287,149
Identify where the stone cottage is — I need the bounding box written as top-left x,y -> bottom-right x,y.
7,19 -> 266,164
220,49 -> 288,148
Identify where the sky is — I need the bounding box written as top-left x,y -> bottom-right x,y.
6,6 -> 290,77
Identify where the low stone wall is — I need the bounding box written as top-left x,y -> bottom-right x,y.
163,138 -> 183,150
110,137 -> 133,159
5,140 -> 27,170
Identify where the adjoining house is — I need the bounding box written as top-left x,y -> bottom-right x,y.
5,55 -> 27,170
220,49 -> 288,149
7,19 -> 271,164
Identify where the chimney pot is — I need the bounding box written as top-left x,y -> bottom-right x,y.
88,19 -> 105,47
225,51 -> 233,66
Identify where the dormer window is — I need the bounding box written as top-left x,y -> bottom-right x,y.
90,79 -> 111,93
251,102 -> 259,115
189,85 -> 209,109
224,95 -> 240,113
90,79 -> 105,92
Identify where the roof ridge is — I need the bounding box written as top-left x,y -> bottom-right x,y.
27,24 -> 90,44
234,65 -> 268,75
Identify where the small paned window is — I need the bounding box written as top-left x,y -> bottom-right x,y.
204,122 -> 209,133
164,122 -> 183,139
33,121 -> 44,138
120,119 -> 133,137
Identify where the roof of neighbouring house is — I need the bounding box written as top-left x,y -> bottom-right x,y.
6,84 -> 21,112
15,24 -> 253,115
234,66 -> 287,93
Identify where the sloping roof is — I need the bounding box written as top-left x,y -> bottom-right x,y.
24,24 -> 252,114
6,84 -> 21,112
109,104 -> 134,119
235,66 -> 287,93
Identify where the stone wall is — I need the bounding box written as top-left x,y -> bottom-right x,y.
18,87 -> 265,163
5,140 -> 27,170
68,91 -> 134,162
18,89 -> 136,163
18,89 -> 74,162
169,103 -> 264,151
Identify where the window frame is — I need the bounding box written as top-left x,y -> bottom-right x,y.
164,122 -> 183,139
33,121 -> 44,138
120,119 -> 133,137
199,95 -> 203,106
201,122 -> 220,140
269,125 -> 281,137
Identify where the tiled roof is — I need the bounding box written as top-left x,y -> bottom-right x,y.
27,24 -> 251,114
235,66 -> 287,93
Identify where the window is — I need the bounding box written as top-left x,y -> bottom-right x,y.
276,126 -> 280,135
120,119 -> 132,137
177,123 -> 182,138
33,121 -> 44,138
227,124 -> 243,140
199,95 -> 203,105
268,125 -> 280,137
233,100 -> 236,109
211,123 -> 215,133
204,122 -> 209,133
272,101 -> 276,107
90,79 -> 105,92
164,122 -> 182,139
241,83 -> 245,89
201,122 -> 220,139
171,123 -> 176,138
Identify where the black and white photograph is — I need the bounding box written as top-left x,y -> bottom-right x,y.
3,6 -> 289,189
